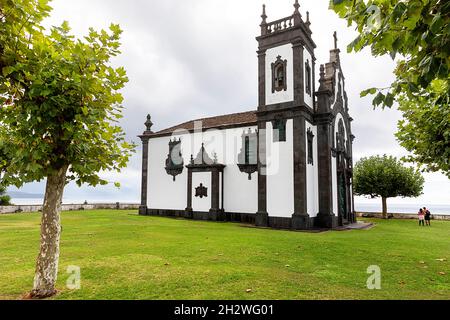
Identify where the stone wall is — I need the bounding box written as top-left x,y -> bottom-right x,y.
356,212 -> 450,221
0,203 -> 140,214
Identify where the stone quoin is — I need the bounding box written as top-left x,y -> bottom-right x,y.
138,1 -> 356,230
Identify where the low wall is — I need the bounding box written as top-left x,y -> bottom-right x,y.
356,212 -> 450,221
0,203 -> 140,214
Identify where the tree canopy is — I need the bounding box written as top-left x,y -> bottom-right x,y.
331,0 -> 450,177
0,184 -> 10,205
0,0 -> 134,297
0,6 -> 134,189
353,155 -> 425,217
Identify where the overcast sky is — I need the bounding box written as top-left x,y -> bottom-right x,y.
9,0 -> 450,207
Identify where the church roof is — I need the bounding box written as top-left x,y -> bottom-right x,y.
153,110 -> 257,136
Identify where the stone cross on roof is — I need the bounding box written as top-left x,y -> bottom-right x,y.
333,31 -> 338,50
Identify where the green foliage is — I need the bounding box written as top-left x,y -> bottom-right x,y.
397,93 -> 450,178
0,184 -> 11,205
353,155 -> 425,199
0,0 -> 52,71
0,1 -> 135,188
330,0 -> 450,176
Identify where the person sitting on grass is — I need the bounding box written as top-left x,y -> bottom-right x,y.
424,207 -> 431,226
418,208 -> 425,226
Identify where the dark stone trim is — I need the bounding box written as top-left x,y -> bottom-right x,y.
186,163 -> 224,218
139,136 -> 150,215
292,116 -> 309,226
186,164 -> 226,172
257,28 -> 316,54
185,169 -> 193,213
257,103 -> 314,123
210,168 -> 221,214
143,121 -> 258,139
258,50 -> 266,109
237,164 -> 258,180
256,121 -> 268,226
221,172 -> 224,211
292,215 -> 313,230
292,41 -> 304,106
315,113 -> 336,227
315,214 -> 338,229
143,208 -> 318,231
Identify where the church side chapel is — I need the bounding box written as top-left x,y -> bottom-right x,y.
139,1 -> 356,230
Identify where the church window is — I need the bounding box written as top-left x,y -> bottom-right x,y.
305,60 -> 311,96
244,136 -> 250,164
237,129 -> 258,180
307,128 -> 314,165
271,56 -> 288,93
165,138 -> 184,181
272,118 -> 287,142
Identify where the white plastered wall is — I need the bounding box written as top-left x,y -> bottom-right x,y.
147,135 -> 189,210
222,126 -> 258,214
265,44 -> 294,105
266,119 -> 294,217
192,172 -> 211,212
147,126 -> 258,214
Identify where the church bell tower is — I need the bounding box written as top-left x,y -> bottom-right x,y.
255,1 -> 317,229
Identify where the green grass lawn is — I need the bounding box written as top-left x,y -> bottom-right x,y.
0,210 -> 448,300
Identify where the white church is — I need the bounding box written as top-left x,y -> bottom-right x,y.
138,1 -> 356,230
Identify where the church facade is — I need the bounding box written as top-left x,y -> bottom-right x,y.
138,1 -> 356,230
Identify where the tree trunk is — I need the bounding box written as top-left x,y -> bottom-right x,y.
30,165 -> 68,299
382,197 -> 388,219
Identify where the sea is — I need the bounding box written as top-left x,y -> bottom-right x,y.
9,198 -> 450,215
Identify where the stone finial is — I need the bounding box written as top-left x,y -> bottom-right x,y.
306,11 -> 311,26
318,64 -> 326,90
261,4 -> 267,24
145,114 -> 153,132
293,0 -> 302,25
260,4 -> 268,35
294,0 -> 300,13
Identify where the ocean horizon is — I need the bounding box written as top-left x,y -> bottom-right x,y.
7,198 -> 450,215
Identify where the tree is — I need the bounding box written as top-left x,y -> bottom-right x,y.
0,1 -> 134,298
0,185 -> 11,205
353,155 -> 425,219
330,0 -> 450,177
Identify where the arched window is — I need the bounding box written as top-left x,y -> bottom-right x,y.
275,64 -> 284,89
271,56 -> 287,93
